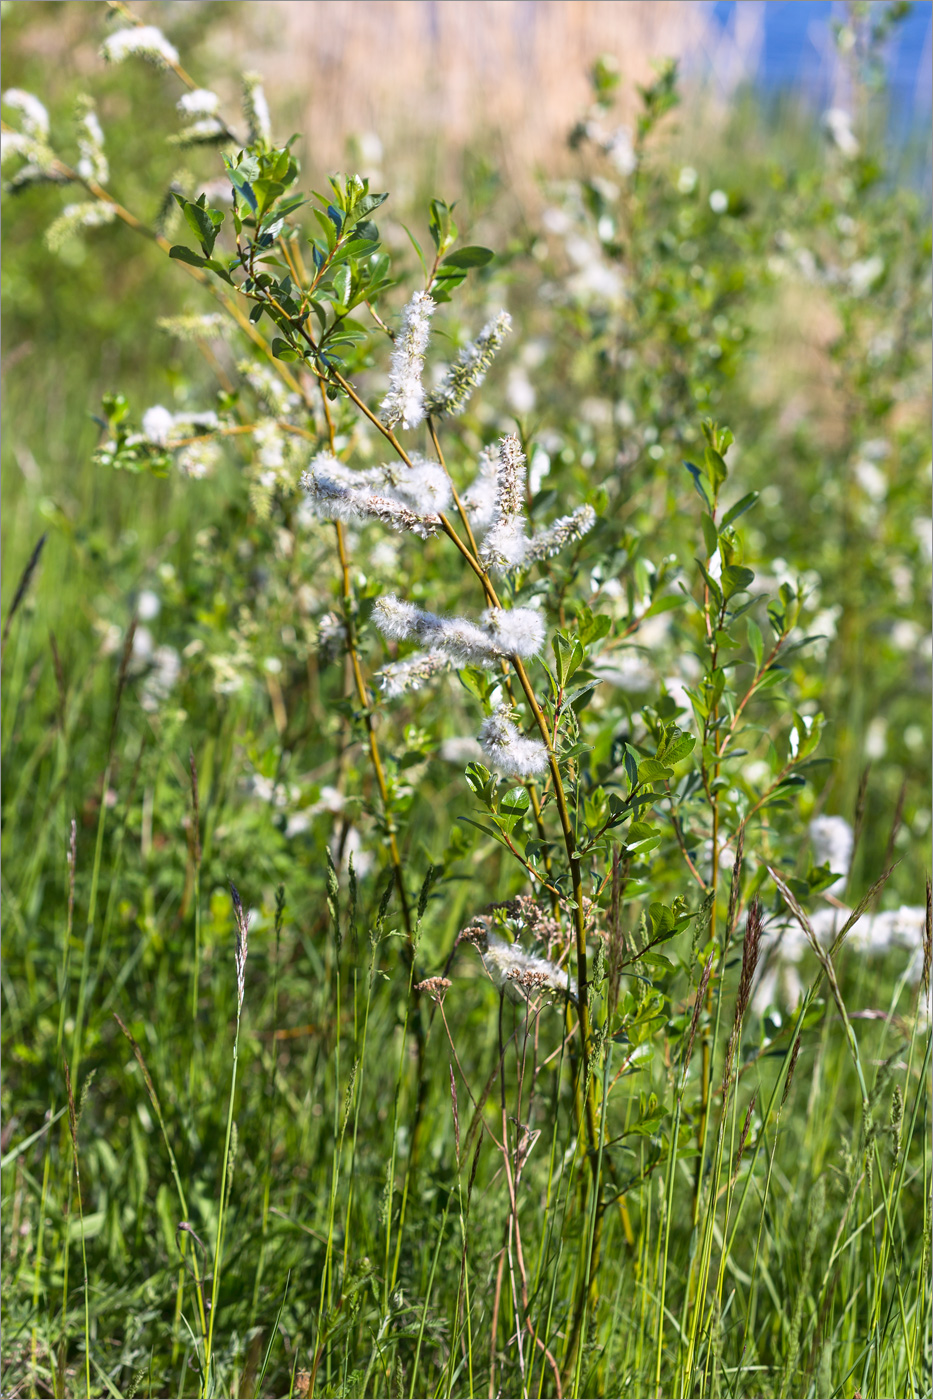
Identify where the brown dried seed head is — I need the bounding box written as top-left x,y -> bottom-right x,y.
683,953 -> 714,1078
414,976 -> 452,1000
782,1033 -> 802,1108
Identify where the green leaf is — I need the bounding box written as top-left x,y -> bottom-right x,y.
703,445 -> 728,491
643,593 -> 685,618
464,761 -> 491,792
331,265 -> 352,307
204,258 -> 233,284
552,633 -> 585,686
253,178 -> 286,217
721,491 -> 759,528
637,758 -> 674,783
271,337 -> 300,362
456,814 -> 508,847
700,513 -> 719,559
695,559 -> 723,608
658,731 -> 696,765
224,159 -> 258,212
180,197 -> 223,256
458,667 -> 489,703
399,222 -> 427,278
747,616 -> 763,669
440,245 -> 494,269
497,786 -> 530,834
312,206 -> 338,252
721,564 -> 755,600
169,245 -> 206,268
428,197 -> 458,254
684,461 -> 712,509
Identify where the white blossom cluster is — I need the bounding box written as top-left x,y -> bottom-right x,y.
158,313 -> 230,342
479,434 -> 530,572
140,405 -> 219,447
457,436 -> 596,573
242,73 -> 272,146
524,504 -> 597,561
311,611 -> 344,661
373,595 -> 543,667
749,815 -> 928,1011
2,89 -> 49,141
301,457 -> 442,539
375,648 -> 451,698
824,108 -> 859,159
460,445 -> 500,529
302,452 -> 453,538
380,291 -> 436,431
139,645 -> 181,712
426,311 -> 512,418
75,96 -> 108,183
1,89 -> 58,187
101,26 -> 179,69
178,89 -> 221,117
45,201 -> 116,253
809,814 -> 854,897
169,117 -> 227,148
475,928 -> 577,1005
237,360 -> 299,415
376,455 -> 453,515
479,708 -> 548,776
177,439 -> 221,480
754,903 -> 927,1014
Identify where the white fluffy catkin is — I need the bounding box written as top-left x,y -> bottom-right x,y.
479,434 -> 529,572
380,291 -> 436,431
373,597 -> 543,664
426,310 -> 512,418
479,708 -> 548,776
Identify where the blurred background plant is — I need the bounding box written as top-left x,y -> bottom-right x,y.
1,3 -> 930,1398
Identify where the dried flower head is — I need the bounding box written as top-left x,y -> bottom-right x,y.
380,291 -> 436,431
781,1033 -> 802,1108
721,897 -> 763,1098
414,976 -> 452,1001
478,931 -> 576,1005
683,953 -> 714,1080
733,1092 -> 757,1177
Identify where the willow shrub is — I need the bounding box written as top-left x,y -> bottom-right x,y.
1,7 -> 930,1400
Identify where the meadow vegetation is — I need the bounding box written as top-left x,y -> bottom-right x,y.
1,4 -> 931,1398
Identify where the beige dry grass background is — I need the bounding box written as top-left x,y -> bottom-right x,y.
238,0 -> 768,181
